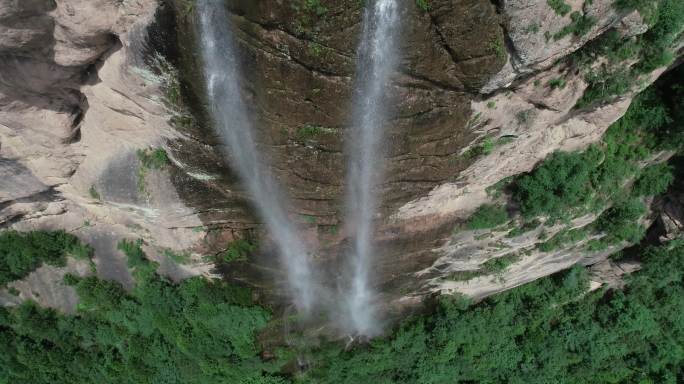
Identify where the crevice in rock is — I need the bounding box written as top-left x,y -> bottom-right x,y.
524,98 -> 563,113
423,10 -> 461,71
397,69 -> 462,92
0,187 -> 63,228
233,32 -> 351,79
229,11 -> 355,61
488,0 -> 503,13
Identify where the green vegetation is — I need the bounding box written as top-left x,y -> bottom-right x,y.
633,163 -> 674,196
489,36 -> 506,60
137,147 -> 170,170
177,0 -> 195,18
538,227 -> 590,252
88,185 -> 101,200
480,253 -> 520,274
505,219 -> 541,238
3,234 -> 684,383
416,0 -> 430,12
515,151 -> 595,219
572,0 -> 684,108
0,231 -> 92,286
117,238 -> 148,270
554,11 -> 596,40
614,0 -> 654,12
524,23 -> 540,34
300,0 -> 327,16
547,0 -> 571,16
164,248 -> 191,265
307,42 -> 324,57
291,0 -> 328,37
218,239 -> 257,264
465,204 -> 509,230
464,135 -> 516,160
3,214 -> 684,384
515,109 -> 534,126
0,239 -> 281,384
508,66 -> 684,254
514,66 -> 684,224
594,198 -> 647,244
548,77 -> 566,89
295,124 -> 335,142
301,214 -> 317,224
137,147 -> 170,195
304,241 -> 684,383
576,67 -> 635,109
448,253 -> 521,282
464,137 -> 493,158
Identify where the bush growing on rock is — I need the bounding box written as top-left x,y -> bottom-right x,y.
515,151 -> 594,219
465,204 -> 509,230
0,230 -> 92,286
633,163 -> 674,196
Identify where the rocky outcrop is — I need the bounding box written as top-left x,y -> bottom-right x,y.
0,0 -> 210,302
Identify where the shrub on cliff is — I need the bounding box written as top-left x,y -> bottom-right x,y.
0,230 -> 92,286
515,151 -> 594,219
465,204 -> 509,230
633,163 -> 674,196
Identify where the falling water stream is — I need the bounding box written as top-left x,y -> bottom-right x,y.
344,0 -> 401,336
197,1 -> 316,313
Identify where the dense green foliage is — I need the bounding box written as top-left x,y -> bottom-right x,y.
465,204 -> 509,230
0,240 -> 283,384
515,151 -> 595,219
2,226 -> 684,384
633,163 -> 674,196
304,241 -> 684,383
0,230 -> 92,286
219,239 -> 257,263
547,0 -> 571,16
514,67 -> 683,223
594,198 -> 647,244
574,0 -> 684,107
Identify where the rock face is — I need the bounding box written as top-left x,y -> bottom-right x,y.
0,0 -> 681,317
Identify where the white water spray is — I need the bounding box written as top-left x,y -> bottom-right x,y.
197,1 -> 316,313
344,0 -> 401,336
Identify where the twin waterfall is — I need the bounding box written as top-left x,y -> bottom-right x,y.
197,0 -> 400,336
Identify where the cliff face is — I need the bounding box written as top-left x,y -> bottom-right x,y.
1,0 -> 682,316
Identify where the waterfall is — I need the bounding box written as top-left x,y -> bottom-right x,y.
196,1 -> 316,313
343,0 -> 401,336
